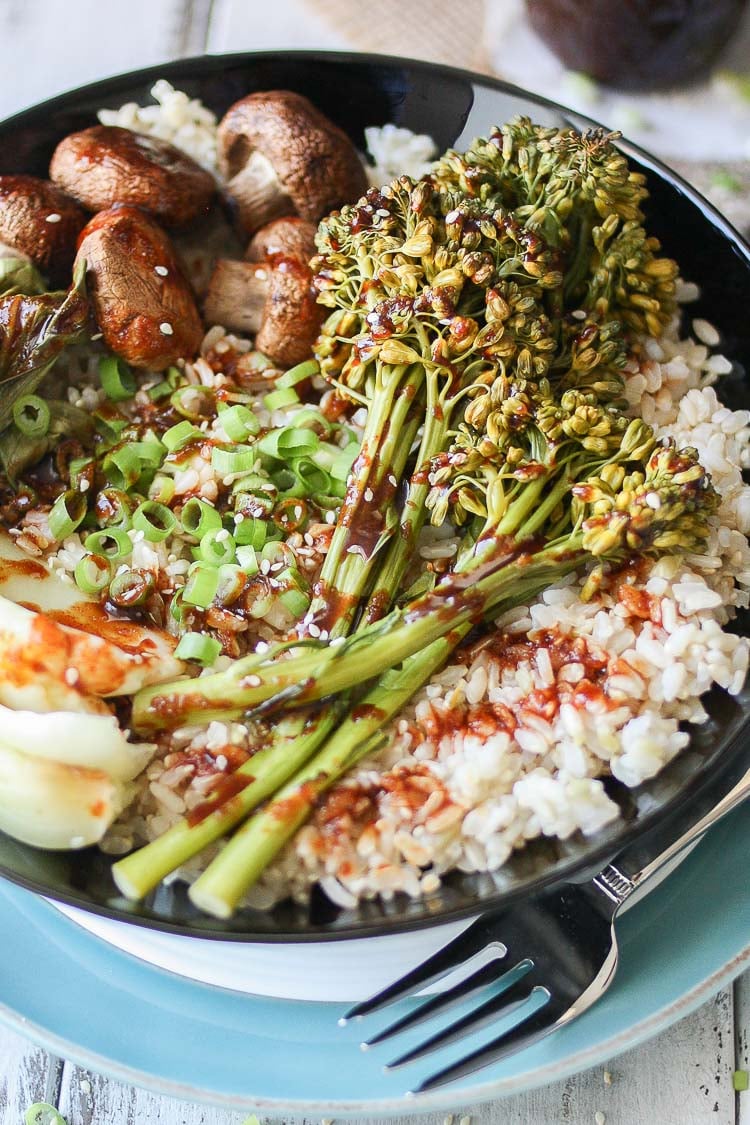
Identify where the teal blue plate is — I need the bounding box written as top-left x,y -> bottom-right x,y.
1,805 -> 748,1116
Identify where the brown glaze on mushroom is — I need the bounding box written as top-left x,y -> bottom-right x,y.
76,205 -> 203,370
0,176 -> 87,284
217,91 -> 367,236
246,216 -> 317,265
50,126 -> 216,227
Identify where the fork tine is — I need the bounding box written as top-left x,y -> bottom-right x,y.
340,914 -> 506,1024
410,994 -> 569,1093
385,975 -> 545,1069
362,957 -> 533,1049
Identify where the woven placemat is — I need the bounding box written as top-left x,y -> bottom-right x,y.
311,0 -> 491,72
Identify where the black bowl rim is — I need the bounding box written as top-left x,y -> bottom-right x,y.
1,49 -> 749,944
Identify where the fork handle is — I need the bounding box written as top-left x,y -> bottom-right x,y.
603,760 -> 750,903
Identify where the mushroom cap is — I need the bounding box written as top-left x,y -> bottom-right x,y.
246,216 -> 317,265
0,175 -> 87,283
217,91 -> 367,227
75,205 -> 203,371
255,255 -> 325,369
50,125 -> 216,227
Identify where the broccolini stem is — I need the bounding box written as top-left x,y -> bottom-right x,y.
187,560 -> 571,916
364,370 -> 452,623
111,706 -> 343,901
304,362 -> 425,639
187,629 -> 469,918
132,534 -> 585,732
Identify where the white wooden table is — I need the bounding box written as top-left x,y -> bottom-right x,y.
0,1 -> 748,1121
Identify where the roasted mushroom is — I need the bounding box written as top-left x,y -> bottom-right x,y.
217,91 -> 367,236
246,216 -> 317,265
50,125 -> 215,227
204,254 -> 323,369
76,205 -> 203,370
0,176 -> 87,284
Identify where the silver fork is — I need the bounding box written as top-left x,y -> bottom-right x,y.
340,753 -> 750,1094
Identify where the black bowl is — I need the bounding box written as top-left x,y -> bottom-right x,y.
1,52 -> 749,941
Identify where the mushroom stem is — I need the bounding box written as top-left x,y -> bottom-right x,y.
227,150 -> 294,235
203,260 -> 269,335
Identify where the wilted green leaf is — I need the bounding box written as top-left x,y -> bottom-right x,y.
0,258 -> 89,431
0,399 -> 94,481
0,258 -> 46,297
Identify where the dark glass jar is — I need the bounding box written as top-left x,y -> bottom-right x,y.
525,0 -> 748,91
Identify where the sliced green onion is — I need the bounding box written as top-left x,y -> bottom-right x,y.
234,515 -> 267,548
133,500 -> 177,543
261,540 -> 290,566
234,489 -> 275,518
256,426 -> 319,460
276,358 -> 319,387
48,490 -> 87,540
182,564 -> 219,608
270,467 -> 302,496
217,402 -> 261,441
296,409 -> 334,436
197,528 -> 236,566
293,459 -> 330,494
247,587 -> 275,619
68,456 -> 95,491
24,1103 -> 68,1125
211,445 -> 256,476
263,386 -> 299,411
99,355 -> 136,402
12,394 -> 50,437
170,384 -> 215,421
330,443 -> 360,482
131,439 -> 165,468
74,553 -> 113,594
272,497 -> 309,533
181,497 -> 221,538
94,488 -> 134,529
109,568 -> 154,607
166,364 -> 183,388
236,545 -> 259,575
162,420 -> 204,453
174,631 -> 222,665
216,562 -> 246,605
279,586 -> 311,617
93,409 -> 129,442
277,564 -> 307,588
148,473 -> 176,504
84,528 -> 132,559
170,587 -> 187,623
102,445 -> 144,490
147,379 -> 173,401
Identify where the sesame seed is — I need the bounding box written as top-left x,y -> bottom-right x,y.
603,1070 -> 613,1086
160,322 -> 174,336
243,674 -> 261,687
45,212 -> 62,223
91,332 -> 103,341
154,265 -> 169,277
64,668 -> 79,686
376,208 -> 390,218
308,623 -> 321,638
260,559 -> 271,574
234,512 -> 245,523
215,528 -> 230,541
79,478 -> 90,492
364,487 -> 374,501
325,510 -> 336,524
